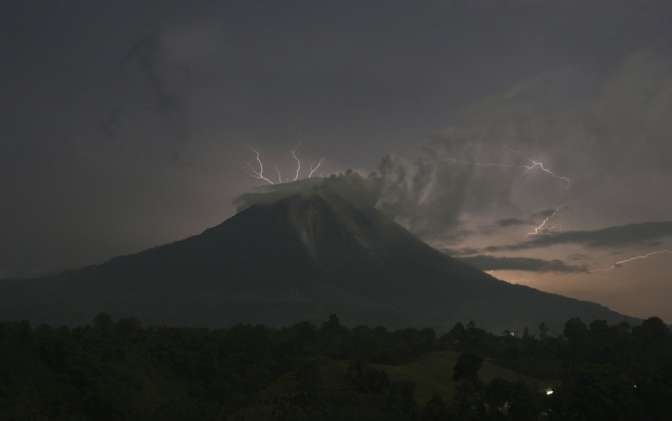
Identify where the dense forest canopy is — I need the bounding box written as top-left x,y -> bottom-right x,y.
1,314 -> 670,420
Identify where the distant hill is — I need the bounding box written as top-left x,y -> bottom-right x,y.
0,175 -> 632,331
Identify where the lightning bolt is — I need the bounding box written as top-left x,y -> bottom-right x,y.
308,158 -> 324,178
291,150 -> 301,181
528,207 -> 563,236
247,147 -> 275,185
594,250 -> 672,272
524,160 -> 571,188
247,147 -> 324,185
440,155 -> 572,189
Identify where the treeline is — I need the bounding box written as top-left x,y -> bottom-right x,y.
0,314 -> 670,420
434,317 -> 672,420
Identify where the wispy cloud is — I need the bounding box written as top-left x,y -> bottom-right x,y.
485,221 -> 672,252
458,254 -> 588,273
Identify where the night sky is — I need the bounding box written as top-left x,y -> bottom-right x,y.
3,1 -> 672,320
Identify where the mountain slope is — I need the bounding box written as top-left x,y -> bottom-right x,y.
0,178 -> 631,330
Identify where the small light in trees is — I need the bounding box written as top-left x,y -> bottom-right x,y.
545,388 -> 555,396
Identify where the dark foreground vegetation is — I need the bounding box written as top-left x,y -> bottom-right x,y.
1,314 -> 671,420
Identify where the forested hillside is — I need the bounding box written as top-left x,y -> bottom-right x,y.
1,314 -> 670,420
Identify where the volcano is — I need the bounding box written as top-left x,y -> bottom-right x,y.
0,176 -> 631,331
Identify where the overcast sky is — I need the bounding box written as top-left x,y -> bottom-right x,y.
3,1 -> 672,319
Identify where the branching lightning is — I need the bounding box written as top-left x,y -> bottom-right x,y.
308,158 -> 323,178
291,150 -> 301,181
524,160 -> 571,188
441,155 -> 572,188
247,147 -> 325,185
247,148 -> 275,185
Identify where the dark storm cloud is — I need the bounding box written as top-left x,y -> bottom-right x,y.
442,247 -> 480,257
497,218 -> 529,228
458,255 -> 588,273
486,221 -> 672,252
